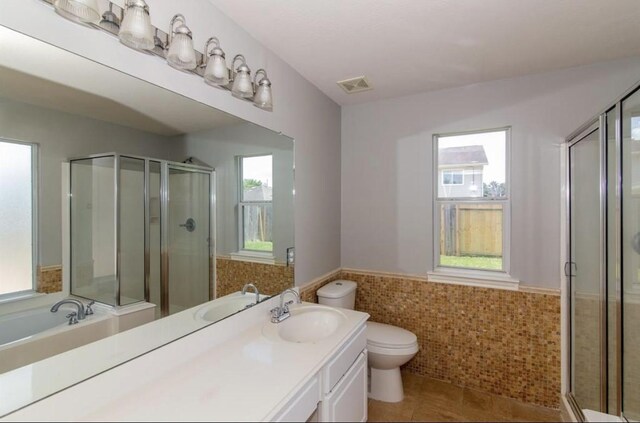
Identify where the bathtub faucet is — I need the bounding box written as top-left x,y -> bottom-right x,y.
50,299 -> 86,320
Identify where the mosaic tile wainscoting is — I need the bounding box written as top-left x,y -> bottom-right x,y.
300,269 -> 561,409
216,257 -> 294,297
36,265 -> 63,293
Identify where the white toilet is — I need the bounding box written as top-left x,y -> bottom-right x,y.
317,280 -> 419,403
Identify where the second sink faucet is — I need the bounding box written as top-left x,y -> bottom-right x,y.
241,283 -> 260,306
270,288 -> 301,323
50,299 -> 86,321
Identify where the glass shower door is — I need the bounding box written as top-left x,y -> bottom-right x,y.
164,165 -> 212,316
70,156 -> 117,306
569,126 -> 605,413
621,88 -> 640,420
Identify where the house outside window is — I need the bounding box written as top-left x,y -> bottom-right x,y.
0,138 -> 37,298
238,154 -> 273,255
433,128 -> 510,276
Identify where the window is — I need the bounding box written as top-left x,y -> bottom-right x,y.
238,154 -> 273,254
0,139 -> 37,298
442,170 -> 464,185
433,128 -> 510,274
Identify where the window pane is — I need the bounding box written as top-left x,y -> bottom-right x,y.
0,141 -> 33,295
242,155 -> 272,201
439,203 -> 503,270
242,204 -> 273,252
438,130 -> 506,199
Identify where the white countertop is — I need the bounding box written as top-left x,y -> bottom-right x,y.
0,292 -> 254,417
3,297 -> 369,421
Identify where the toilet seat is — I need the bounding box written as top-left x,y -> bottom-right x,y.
366,322 -> 418,355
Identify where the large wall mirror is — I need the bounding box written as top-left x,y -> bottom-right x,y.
0,26 -> 293,416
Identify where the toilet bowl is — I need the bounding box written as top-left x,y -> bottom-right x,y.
367,321 -> 418,402
316,280 -> 419,403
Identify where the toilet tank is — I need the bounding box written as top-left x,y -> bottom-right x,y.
316,280 -> 357,309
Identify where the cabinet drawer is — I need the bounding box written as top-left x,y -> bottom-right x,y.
321,351 -> 368,422
323,324 -> 367,394
273,374 -> 320,422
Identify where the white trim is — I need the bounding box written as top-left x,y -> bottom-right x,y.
428,267 -> 519,290
230,251 -> 276,265
0,290 -> 46,305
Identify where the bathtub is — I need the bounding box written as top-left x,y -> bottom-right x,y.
0,303 -> 115,374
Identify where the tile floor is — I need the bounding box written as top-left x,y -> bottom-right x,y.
368,372 -> 561,422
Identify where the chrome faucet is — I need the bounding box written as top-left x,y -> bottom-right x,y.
270,288 -> 301,323
241,283 -> 260,307
50,299 -> 86,321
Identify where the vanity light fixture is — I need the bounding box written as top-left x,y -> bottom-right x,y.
231,54 -> 253,99
166,14 -> 197,71
99,3 -> 120,33
42,0 -> 274,112
119,0 -> 154,51
53,0 -> 100,24
202,37 -> 229,87
253,69 -> 273,111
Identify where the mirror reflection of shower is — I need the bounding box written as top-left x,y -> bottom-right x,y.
69,153 -> 214,319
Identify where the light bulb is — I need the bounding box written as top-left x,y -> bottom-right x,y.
166,15 -> 197,70
253,69 -> 273,111
203,38 -> 229,87
166,33 -> 197,70
205,54 -> 229,86
119,0 -> 154,51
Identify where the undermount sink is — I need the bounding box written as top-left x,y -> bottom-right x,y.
263,304 -> 347,344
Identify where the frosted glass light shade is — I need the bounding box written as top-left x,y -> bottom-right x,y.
54,0 -> 100,24
204,55 -> 229,86
119,3 -> 154,51
232,71 -> 253,98
254,83 -> 273,111
166,33 -> 197,70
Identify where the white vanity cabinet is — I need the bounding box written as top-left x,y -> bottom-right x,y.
320,350 -> 368,422
273,323 -> 368,423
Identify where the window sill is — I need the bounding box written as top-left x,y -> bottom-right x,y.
427,268 -> 520,290
230,251 -> 276,265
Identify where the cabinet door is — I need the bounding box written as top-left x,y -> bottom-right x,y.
321,351 -> 367,422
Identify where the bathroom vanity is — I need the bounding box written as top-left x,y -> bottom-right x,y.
2,295 -> 369,422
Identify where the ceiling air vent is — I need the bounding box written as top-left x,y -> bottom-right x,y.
337,76 -> 372,94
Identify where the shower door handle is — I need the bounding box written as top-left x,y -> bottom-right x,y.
564,261 -> 576,277
179,218 -> 196,232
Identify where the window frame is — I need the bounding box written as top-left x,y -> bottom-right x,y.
431,127 -> 513,282
0,137 -> 39,302
236,154 -> 274,257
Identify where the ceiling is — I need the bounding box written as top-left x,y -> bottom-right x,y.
0,26 -> 241,136
209,0 -> 640,105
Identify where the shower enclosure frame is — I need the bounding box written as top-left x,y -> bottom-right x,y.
68,153 -> 216,316
564,80 -> 640,421
565,117 -> 609,421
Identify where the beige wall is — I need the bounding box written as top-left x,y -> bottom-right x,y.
341,57 -> 640,289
